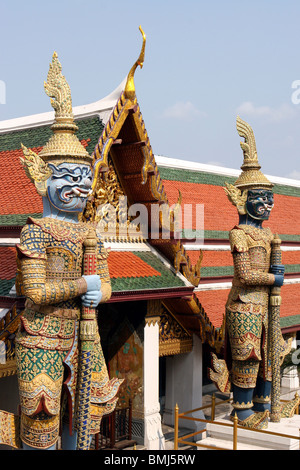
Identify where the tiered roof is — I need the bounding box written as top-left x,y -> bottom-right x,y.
155,156 -> 300,332
0,49 -> 299,358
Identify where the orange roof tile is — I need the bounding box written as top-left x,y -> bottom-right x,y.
162,180 -> 300,237
0,246 -> 17,280
187,249 -> 300,268
107,251 -> 161,278
196,282 -> 300,329
0,147 -> 43,216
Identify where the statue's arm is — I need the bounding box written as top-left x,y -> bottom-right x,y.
230,228 -> 275,286
20,256 -> 87,305
232,250 -> 275,286
16,223 -> 87,305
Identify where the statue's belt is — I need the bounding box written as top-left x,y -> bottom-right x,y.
25,300 -> 80,319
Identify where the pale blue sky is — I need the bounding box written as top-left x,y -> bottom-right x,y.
1,0 -> 300,179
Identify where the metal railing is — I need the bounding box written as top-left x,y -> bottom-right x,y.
174,393 -> 300,450
94,399 -> 133,449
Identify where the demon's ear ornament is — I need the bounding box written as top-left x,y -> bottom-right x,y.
224,182 -> 248,215
20,144 -> 53,196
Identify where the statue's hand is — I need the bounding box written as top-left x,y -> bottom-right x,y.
81,275 -> 102,307
270,264 -> 285,275
82,274 -> 101,292
273,274 -> 284,287
81,290 -> 103,308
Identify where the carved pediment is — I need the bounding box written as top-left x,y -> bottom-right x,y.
159,305 -> 193,357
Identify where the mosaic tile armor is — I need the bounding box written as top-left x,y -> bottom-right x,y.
6,51 -> 124,449
15,217 -> 119,448
208,117 -> 297,429
226,223 -> 275,388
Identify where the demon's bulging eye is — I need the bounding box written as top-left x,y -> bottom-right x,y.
60,174 -> 82,183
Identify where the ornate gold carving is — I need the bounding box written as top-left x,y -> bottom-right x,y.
207,353 -> 231,393
224,182 -> 248,215
20,144 -> 53,196
0,304 -> 20,377
159,306 -> 192,357
0,410 -> 20,448
174,241 -> 203,287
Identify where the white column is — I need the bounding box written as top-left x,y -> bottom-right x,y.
281,333 -> 300,389
164,334 -> 205,439
143,316 -> 165,450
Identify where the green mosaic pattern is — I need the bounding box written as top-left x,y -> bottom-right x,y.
0,213 -> 42,227
280,314 -> 300,329
0,278 -> 16,296
0,116 -> 104,153
158,166 -> 300,198
110,251 -> 186,292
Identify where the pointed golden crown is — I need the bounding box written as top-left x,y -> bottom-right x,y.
20,52 -> 92,196
233,116 -> 273,190
224,117 -> 273,214
38,51 -> 92,166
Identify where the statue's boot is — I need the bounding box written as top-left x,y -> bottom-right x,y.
280,394 -> 300,418
230,384 -> 269,429
61,423 -> 93,449
252,376 -> 300,418
61,423 -> 78,450
252,376 -> 271,413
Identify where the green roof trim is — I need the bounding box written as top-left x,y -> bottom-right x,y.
111,251 -> 186,292
184,229 -> 300,243
201,266 -> 234,278
200,264 -> 300,279
280,314 -> 300,328
0,116 -> 104,153
0,213 -> 42,227
0,278 -> 16,296
158,166 -> 300,198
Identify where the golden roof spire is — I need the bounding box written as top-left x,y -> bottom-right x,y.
124,26 -> 146,100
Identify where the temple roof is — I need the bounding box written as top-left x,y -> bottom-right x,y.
0,73 -> 300,350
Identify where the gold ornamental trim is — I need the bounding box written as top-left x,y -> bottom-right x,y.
159,305 -> 193,357
159,338 -> 193,357
0,410 -> 20,449
0,359 -> 17,378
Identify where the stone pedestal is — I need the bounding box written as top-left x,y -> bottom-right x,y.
201,414 -> 300,450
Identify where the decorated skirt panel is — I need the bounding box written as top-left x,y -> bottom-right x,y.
16,318 -> 121,447
226,304 -> 269,359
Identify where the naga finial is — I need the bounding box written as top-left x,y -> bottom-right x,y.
124,26 -> 146,100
